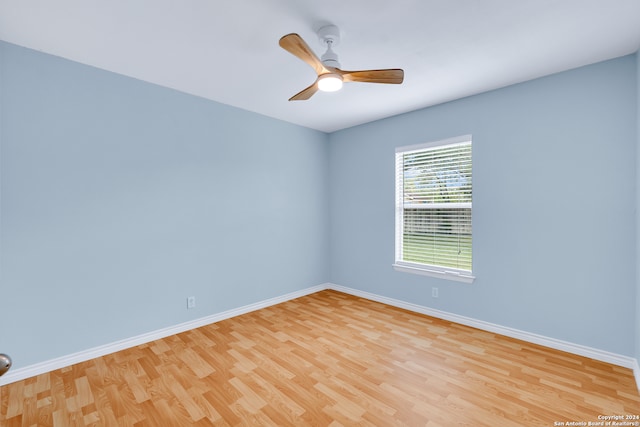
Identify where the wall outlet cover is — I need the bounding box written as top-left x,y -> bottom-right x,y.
187,296 -> 196,309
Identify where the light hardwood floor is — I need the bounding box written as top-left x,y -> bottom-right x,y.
1,290 -> 639,426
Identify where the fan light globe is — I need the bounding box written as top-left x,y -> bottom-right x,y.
317,73 -> 343,92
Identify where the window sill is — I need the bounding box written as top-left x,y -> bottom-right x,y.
392,263 -> 475,284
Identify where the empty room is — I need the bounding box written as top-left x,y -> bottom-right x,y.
1,1 -> 640,425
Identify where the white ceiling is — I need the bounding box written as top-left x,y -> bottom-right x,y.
1,0 -> 639,133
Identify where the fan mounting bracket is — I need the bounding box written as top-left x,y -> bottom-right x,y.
317,25 -> 340,48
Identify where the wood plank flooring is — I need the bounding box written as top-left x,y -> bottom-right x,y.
1,290 -> 638,426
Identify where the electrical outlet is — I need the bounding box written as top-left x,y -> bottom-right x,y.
432,287 -> 439,298
187,296 -> 196,309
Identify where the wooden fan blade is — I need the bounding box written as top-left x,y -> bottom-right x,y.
279,33 -> 328,76
339,68 -> 404,84
289,81 -> 319,101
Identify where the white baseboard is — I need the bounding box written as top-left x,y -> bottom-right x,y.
327,283 -> 639,371
2,282 -> 639,394
0,284 -> 326,386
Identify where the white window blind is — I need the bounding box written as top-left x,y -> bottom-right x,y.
395,135 -> 473,280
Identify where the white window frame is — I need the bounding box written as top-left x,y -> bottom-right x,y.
393,135 -> 475,283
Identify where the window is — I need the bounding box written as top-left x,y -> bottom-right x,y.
394,135 -> 474,283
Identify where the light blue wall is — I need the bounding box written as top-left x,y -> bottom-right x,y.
636,50 -> 640,365
1,39 -> 638,372
329,55 -> 638,356
0,41 -> 329,370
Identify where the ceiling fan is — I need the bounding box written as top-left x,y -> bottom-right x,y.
279,25 -> 404,101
